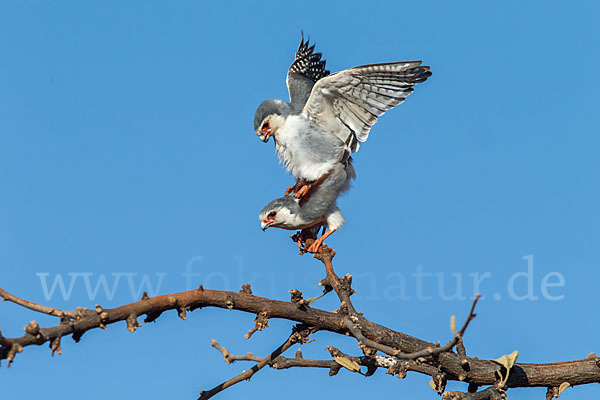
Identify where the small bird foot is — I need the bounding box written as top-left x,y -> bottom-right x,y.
307,228 -> 336,254
307,238 -> 324,253
295,184 -> 310,199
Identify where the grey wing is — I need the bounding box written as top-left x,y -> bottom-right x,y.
302,61 -> 431,154
286,33 -> 330,106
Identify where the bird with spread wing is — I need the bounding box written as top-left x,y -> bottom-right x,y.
255,34 -> 431,251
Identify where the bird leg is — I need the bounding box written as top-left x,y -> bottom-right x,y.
290,227 -> 321,254
285,178 -> 309,196
294,184 -> 311,199
307,228 -> 336,253
298,169 -> 335,205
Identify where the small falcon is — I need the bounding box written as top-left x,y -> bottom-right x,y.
254,34 -> 431,196
259,164 -> 348,253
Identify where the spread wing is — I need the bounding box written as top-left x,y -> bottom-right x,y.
302,61 -> 431,154
286,34 -> 330,106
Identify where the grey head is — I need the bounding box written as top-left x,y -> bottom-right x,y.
259,163 -> 350,232
253,99 -> 295,143
259,196 -> 299,231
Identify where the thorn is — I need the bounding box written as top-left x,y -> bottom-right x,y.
141,292 -> 150,301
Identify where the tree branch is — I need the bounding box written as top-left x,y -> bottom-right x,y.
345,294 -> 480,360
1,250 -> 599,397
199,324 -> 316,399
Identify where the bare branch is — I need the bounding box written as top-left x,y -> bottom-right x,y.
212,339 -> 358,375
0,288 -> 93,321
345,294 -> 481,361
312,245 -> 357,314
2,251 -> 600,396
443,387 -> 506,400
199,325 -> 316,399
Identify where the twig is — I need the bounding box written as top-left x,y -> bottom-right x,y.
313,246 -> 357,314
345,294 -> 481,360
211,339 -> 446,380
0,288 -> 92,320
211,339 -> 262,364
212,339 -> 352,373
443,386 -> 505,400
199,325 -> 315,399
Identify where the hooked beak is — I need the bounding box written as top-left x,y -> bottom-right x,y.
259,131 -> 272,143
261,221 -> 270,231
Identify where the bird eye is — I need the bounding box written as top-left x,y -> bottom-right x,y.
262,121 -> 270,131
267,211 -> 277,219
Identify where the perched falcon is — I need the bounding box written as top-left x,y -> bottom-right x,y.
254,34 -> 431,196
259,163 -> 348,253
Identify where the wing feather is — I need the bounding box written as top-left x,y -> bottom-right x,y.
302,61 -> 431,153
286,33 -> 330,106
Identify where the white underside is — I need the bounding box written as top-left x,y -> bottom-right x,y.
274,115 -> 337,181
325,206 -> 345,231
286,204 -> 344,232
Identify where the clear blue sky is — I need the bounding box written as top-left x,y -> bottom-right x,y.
1,1 -> 598,399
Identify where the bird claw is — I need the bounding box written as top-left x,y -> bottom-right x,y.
285,186 -> 295,196
294,185 -> 310,199
307,238 -> 325,253
291,229 -> 320,255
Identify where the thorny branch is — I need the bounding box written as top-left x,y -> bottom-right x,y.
1,244 -> 600,399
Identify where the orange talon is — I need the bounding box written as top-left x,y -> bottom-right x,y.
307,229 -> 336,253
285,186 -> 295,196
294,184 -> 310,199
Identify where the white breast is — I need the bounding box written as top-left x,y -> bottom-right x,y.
274,115 -> 337,181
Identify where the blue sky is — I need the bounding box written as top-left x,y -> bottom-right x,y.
1,1 -> 598,399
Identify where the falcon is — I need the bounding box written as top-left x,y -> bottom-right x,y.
254,34 -> 431,197
259,164 -> 348,253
